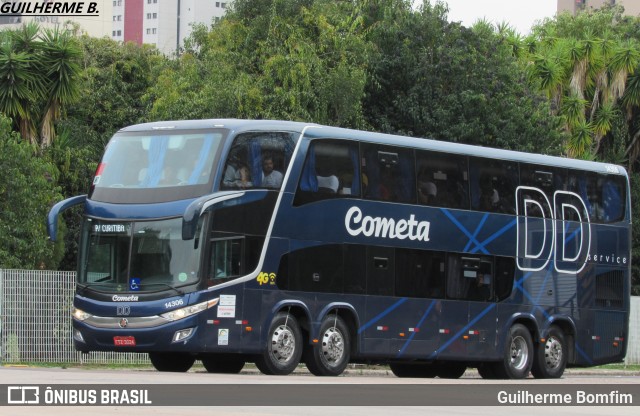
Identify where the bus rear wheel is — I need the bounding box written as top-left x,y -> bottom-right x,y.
494,323 -> 533,379
255,312 -> 303,375
389,363 -> 439,378
531,326 -> 567,379
304,314 -> 350,376
437,362 -> 467,379
477,362 -> 498,379
149,352 -> 195,372
201,354 -> 245,374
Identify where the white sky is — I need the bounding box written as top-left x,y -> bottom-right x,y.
441,0 -> 558,34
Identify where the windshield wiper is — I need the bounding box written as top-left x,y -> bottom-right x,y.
76,281 -> 185,296
140,283 -> 185,296
76,282 -> 116,296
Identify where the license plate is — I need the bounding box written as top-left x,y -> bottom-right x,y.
113,336 -> 136,346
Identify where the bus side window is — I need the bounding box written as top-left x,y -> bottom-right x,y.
416,151 -> 469,209
469,157 -> 517,214
395,249 -> 446,298
446,255 -> 494,302
361,144 -> 415,203
601,176 -> 625,222
221,132 -> 295,191
494,257 -> 515,301
518,164 -> 563,218
295,140 -> 360,205
209,238 -> 243,284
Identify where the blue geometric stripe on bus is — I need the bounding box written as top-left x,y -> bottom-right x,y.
562,293 -> 577,308
514,271 -> 552,319
532,263 -> 554,304
358,298 -> 408,334
396,299 -> 437,358
427,303 -> 497,359
574,343 -> 595,366
463,213 -> 489,252
469,218 -> 517,254
440,209 -> 490,254
518,283 -> 552,319
564,223 -> 582,245
529,270 -> 555,318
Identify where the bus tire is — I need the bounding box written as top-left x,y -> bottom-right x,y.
495,323 -> 533,379
477,362 -> 498,379
531,326 -> 567,379
389,363 -> 438,378
437,362 -> 466,379
201,354 -> 245,374
149,352 -> 195,372
304,314 -> 350,376
255,312 -> 303,375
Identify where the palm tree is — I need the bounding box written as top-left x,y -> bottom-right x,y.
0,22 -> 43,144
0,23 -> 80,147
39,27 -> 81,147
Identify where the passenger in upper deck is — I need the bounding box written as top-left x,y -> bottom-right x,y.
222,159 -> 253,189
261,154 -> 283,188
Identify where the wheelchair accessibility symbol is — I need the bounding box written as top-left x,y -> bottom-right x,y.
129,278 -> 141,291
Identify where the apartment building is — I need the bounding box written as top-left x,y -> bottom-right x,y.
558,0 -> 640,16
113,0 -> 231,55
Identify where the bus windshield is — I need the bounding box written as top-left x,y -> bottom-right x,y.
90,130 -> 225,203
79,217 -> 204,293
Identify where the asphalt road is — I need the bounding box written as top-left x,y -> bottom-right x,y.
0,366 -> 638,416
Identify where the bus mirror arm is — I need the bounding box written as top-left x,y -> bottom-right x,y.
182,191 -> 245,240
47,195 -> 87,242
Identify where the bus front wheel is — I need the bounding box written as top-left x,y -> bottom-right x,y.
304,314 -> 351,376
531,326 -> 567,379
255,312 -> 303,375
149,352 -> 195,372
495,324 -> 533,379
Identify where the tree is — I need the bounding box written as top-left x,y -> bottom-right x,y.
38,27 -> 82,147
361,0 -> 564,153
0,23 -> 81,148
526,5 -> 640,294
52,36 -> 161,270
526,5 -> 640,161
0,115 -> 63,269
147,0 -> 369,128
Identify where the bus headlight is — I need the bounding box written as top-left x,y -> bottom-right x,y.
72,307 -> 92,321
160,299 -> 219,322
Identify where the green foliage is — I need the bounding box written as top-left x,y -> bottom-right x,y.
0,23 -> 82,147
64,36 -> 161,157
528,5 -> 640,294
52,36 -> 160,270
147,0 -> 369,128
0,115 -> 63,269
362,0 -> 564,153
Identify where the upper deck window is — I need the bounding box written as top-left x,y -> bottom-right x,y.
90,130 -> 225,203
220,132 -> 297,191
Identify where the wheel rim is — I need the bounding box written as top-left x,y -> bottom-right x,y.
544,336 -> 563,370
270,324 -> 296,364
321,327 -> 345,366
509,335 -> 529,370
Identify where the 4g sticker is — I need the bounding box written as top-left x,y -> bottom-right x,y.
257,272 -> 276,286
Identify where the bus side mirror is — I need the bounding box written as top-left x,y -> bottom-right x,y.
47,195 -> 87,242
182,191 -> 245,240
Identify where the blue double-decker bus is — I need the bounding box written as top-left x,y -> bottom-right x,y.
48,119 -> 631,379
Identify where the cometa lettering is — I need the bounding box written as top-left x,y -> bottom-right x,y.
345,206 -> 430,242
112,295 -> 139,302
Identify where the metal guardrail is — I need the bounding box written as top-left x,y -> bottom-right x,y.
0,269 -> 149,364
0,269 -> 638,365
